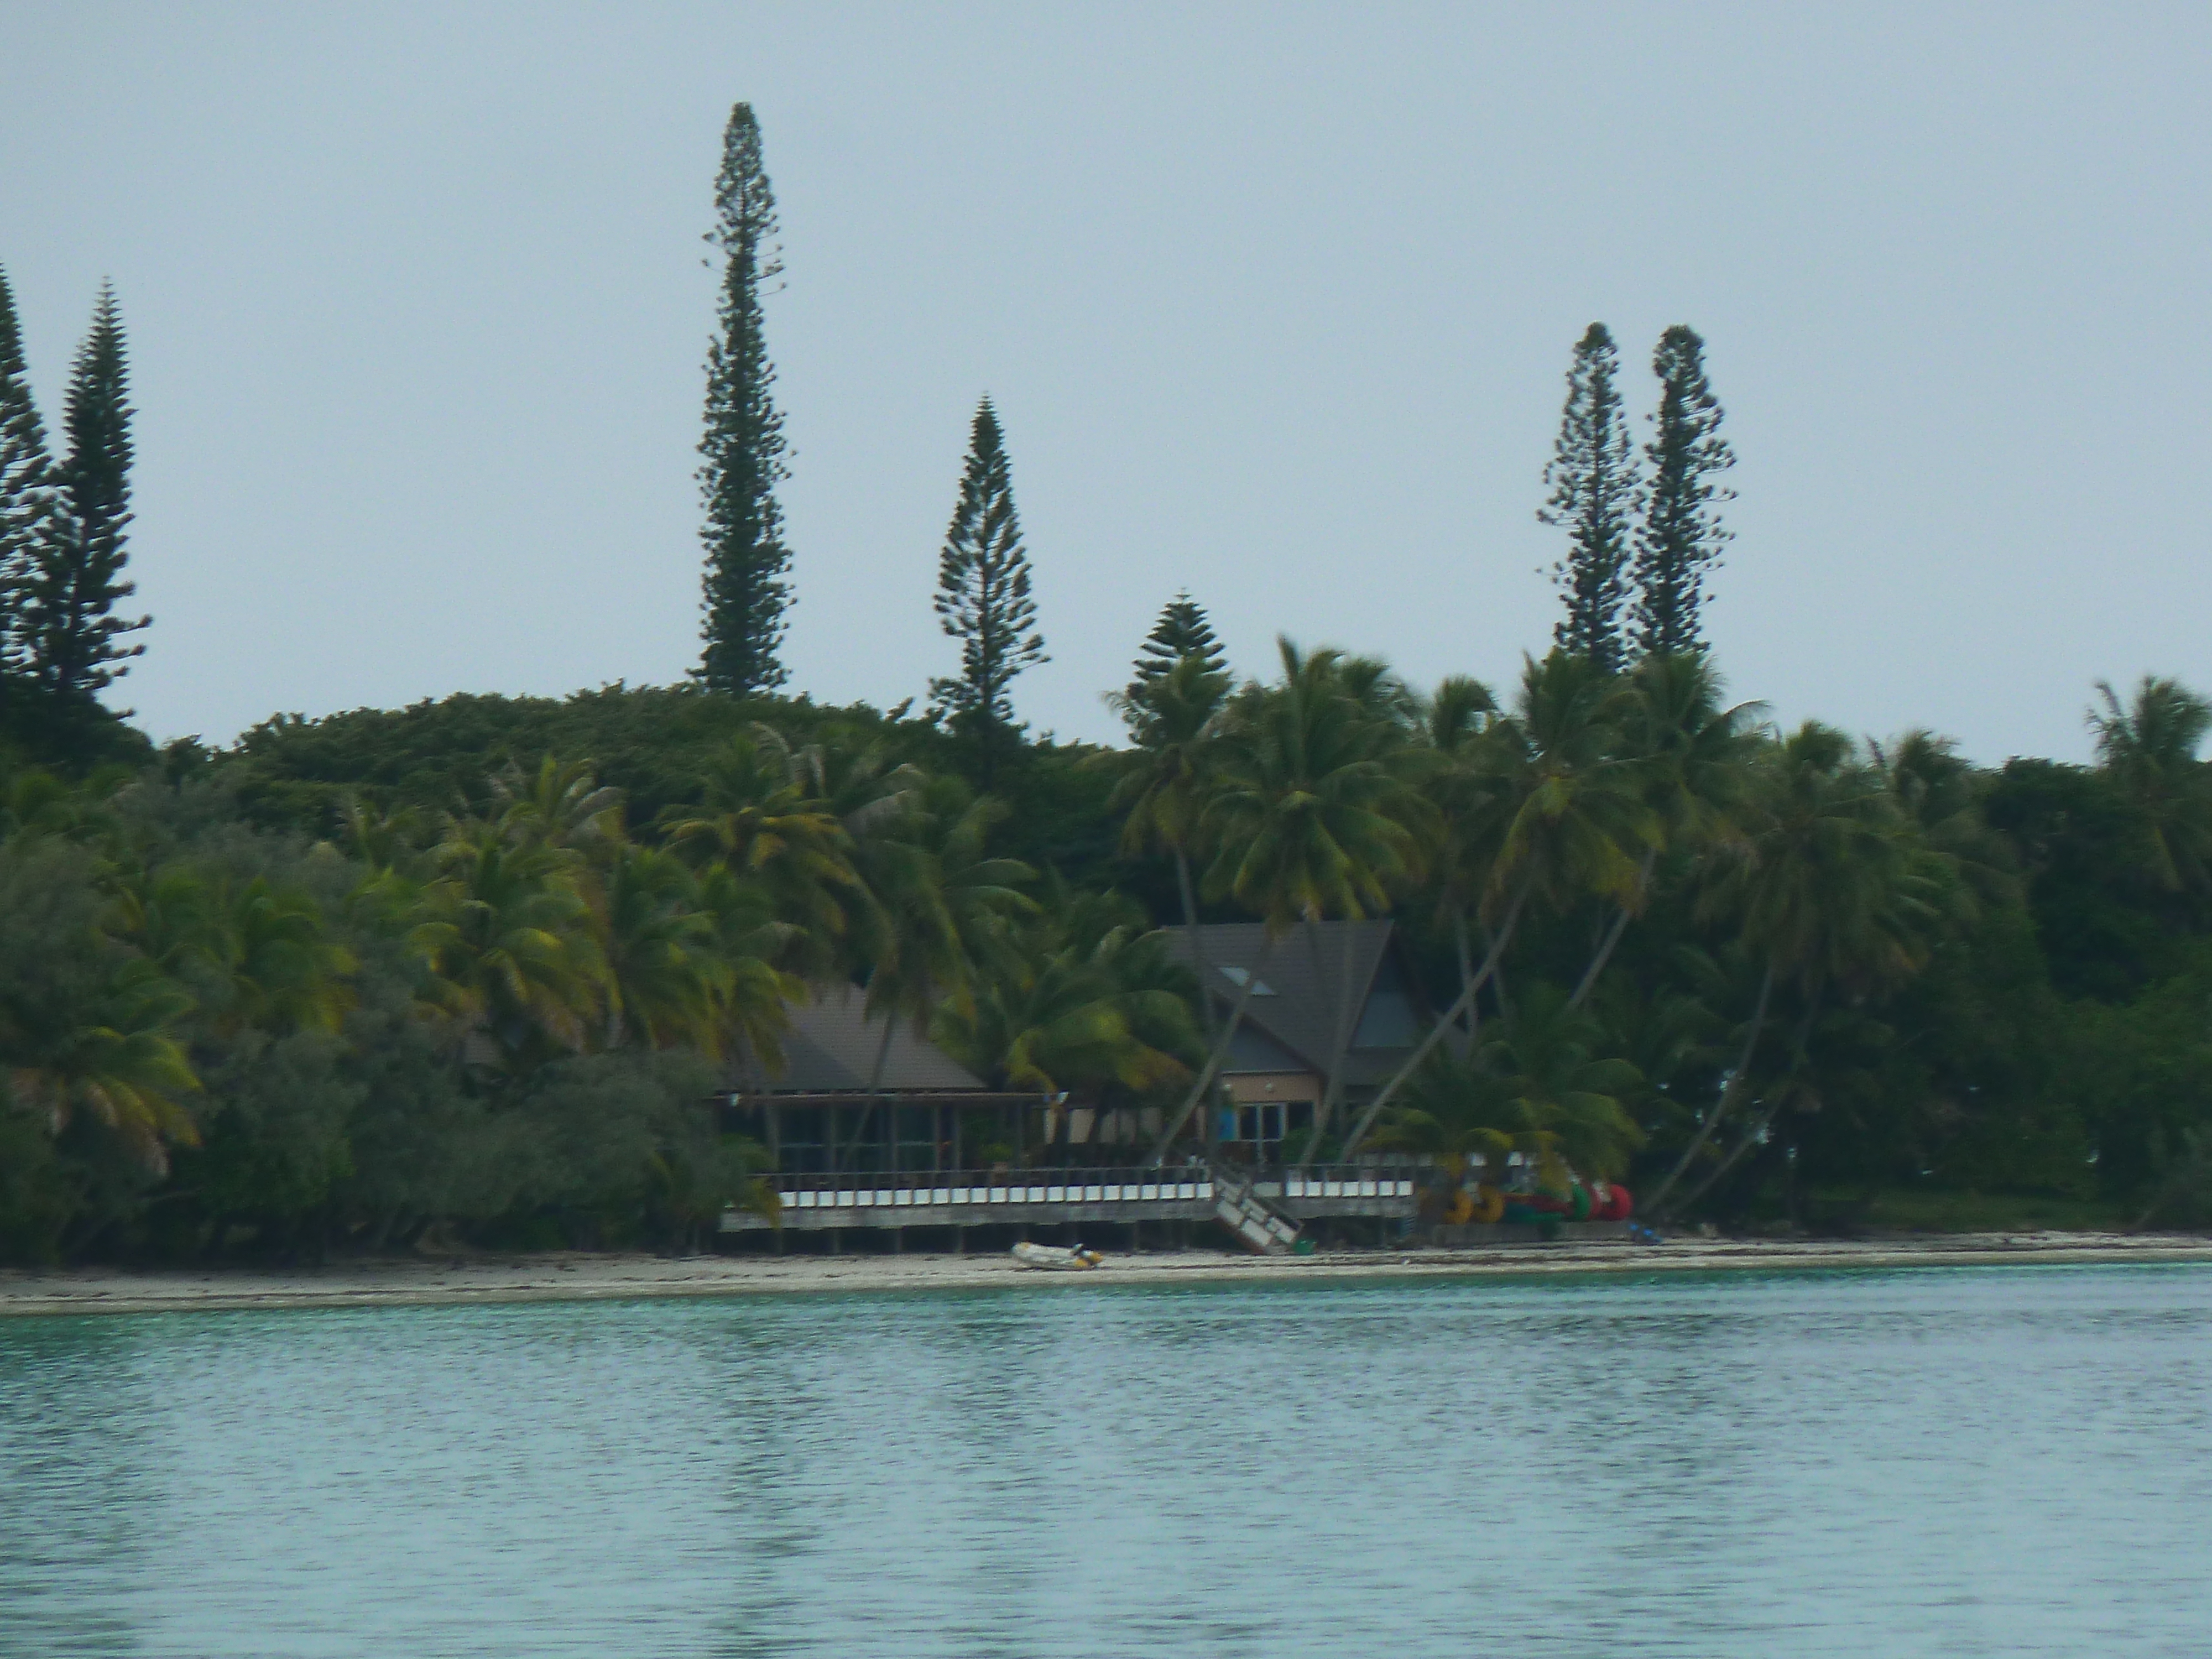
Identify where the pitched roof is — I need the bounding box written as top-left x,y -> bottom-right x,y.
1159,920 -> 1425,1086
729,984 -> 991,1095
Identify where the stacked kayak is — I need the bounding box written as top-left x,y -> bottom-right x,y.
1499,1180 -> 1633,1226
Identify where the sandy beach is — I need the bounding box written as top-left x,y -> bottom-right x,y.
1,1232 -> 2207,1319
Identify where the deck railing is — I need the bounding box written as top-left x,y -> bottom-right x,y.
1265,1166 -> 1419,1201
765,1162 -> 1418,1213
772,1166 -> 1211,1213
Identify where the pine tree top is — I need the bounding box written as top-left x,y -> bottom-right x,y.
1539,322 -> 1637,674
0,264 -> 54,511
1630,324 -> 1735,659
929,397 -> 1046,743
21,282 -> 148,708
696,102 -> 792,697
708,103 -> 781,280
1128,592 -> 1226,701
62,284 -> 132,527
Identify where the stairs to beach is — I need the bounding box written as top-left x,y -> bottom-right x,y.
1208,1163 -> 1303,1255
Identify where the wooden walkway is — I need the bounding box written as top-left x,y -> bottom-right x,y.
719,1163 -> 1418,1243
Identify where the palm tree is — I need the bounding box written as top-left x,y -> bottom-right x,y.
1341,650 -> 1652,1159
105,861 -> 222,979
935,896 -> 1199,1104
857,778 -> 1034,1076
1147,639 -> 1425,1162
408,822 -> 606,1069
1372,989 -> 1640,1193
2087,675 -> 2212,896
1366,1050 -> 1522,1188
1567,651 -> 1762,1008
826,777 -> 1033,1166
1873,728 -> 2016,925
1645,722 -> 1943,1215
661,726 -> 863,972
1415,675 -> 1503,1050
693,862 -> 802,1071
597,843 -> 727,1052
216,876 -> 358,1036
1103,651 -> 1233,1039
12,957 -> 200,1172
488,754 -> 624,857
1481,984 -> 1644,1182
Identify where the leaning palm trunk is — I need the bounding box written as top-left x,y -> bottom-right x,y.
834,980 -> 904,1172
1176,847 -> 1219,1050
1568,846 -> 1657,1010
1337,889 -> 1529,1161
1452,911 -> 1480,1055
1668,985 -> 1822,1215
1146,930 -> 1279,1165
1644,961 -> 1776,1217
1297,921 -> 1364,1171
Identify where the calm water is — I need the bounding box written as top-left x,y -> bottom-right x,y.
3,1264 -> 2210,1658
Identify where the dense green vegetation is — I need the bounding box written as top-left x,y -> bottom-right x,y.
4,646 -> 2210,1261
5,100 -> 2205,1261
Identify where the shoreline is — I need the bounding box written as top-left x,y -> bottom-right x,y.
3,1232 -> 2209,1319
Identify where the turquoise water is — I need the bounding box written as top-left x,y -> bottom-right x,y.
3,1264 -> 2209,1657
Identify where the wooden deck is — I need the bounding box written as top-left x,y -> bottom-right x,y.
718,1163 -> 1420,1234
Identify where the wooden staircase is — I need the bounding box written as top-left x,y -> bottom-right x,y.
1208,1163 -> 1303,1255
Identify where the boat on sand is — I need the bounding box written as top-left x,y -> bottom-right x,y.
1010,1241 -> 1103,1271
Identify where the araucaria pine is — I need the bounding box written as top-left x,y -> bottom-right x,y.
929,398 -> 1046,773
1630,325 -> 1735,658
19,284 -> 149,713
1538,322 -> 1637,674
0,265 -> 56,708
696,102 -> 793,695
1126,591 -> 1226,703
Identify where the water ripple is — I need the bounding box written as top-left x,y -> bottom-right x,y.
3,1262 -> 2208,1657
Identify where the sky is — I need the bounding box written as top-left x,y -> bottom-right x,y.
2,2 -> 2208,761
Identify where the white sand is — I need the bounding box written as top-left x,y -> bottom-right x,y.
2,1232 -> 2208,1318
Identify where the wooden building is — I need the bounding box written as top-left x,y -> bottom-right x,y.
714,933 -> 1434,1248
1160,920 -> 1431,1163
721,984 -> 1036,1175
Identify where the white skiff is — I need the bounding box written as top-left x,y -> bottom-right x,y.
1010,1241 -> 1103,1271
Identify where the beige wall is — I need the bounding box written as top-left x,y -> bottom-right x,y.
1223,1071 -> 1321,1105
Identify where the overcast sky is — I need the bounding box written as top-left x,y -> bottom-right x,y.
3,3 -> 2208,760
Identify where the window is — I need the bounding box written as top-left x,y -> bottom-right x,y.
1219,965 -> 1277,995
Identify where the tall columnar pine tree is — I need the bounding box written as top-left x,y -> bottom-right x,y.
1126,590 -> 1226,704
929,398 -> 1046,776
1537,322 -> 1638,674
0,266 -> 55,702
696,102 -> 792,696
1630,325 -> 1735,658
20,284 -> 148,711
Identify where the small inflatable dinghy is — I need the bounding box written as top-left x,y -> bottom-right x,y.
1010,1241 -> 1103,1271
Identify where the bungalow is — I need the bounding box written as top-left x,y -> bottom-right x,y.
713,957 -> 1430,1248
721,984 -> 1038,1176
1157,920 -> 1430,1161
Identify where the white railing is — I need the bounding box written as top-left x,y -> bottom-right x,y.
1271,1166 -> 1417,1201
773,1166 -> 1214,1212
767,1164 -> 1418,1211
